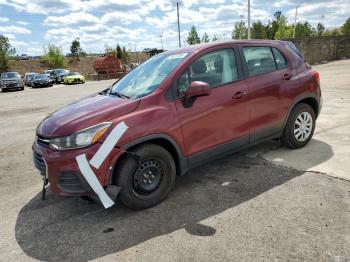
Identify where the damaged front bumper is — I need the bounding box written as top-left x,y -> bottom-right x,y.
32,140 -> 123,208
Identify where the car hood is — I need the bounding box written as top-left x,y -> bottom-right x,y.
37,94 -> 140,137
2,78 -> 21,82
66,75 -> 83,78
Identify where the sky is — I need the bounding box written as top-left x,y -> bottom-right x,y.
0,0 -> 349,56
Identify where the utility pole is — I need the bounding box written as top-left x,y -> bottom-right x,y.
293,5 -> 300,38
160,34 -> 164,50
247,0 -> 251,39
293,1 -> 309,38
177,2 -> 181,47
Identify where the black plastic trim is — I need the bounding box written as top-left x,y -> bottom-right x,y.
188,135 -> 249,167
123,134 -> 189,175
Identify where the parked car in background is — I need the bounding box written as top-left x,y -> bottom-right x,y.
63,72 -> 85,84
50,69 -> 69,83
44,70 -> 52,77
26,74 -> 38,87
24,72 -> 37,86
43,70 -> 54,84
0,72 -> 24,92
32,40 -> 321,210
20,54 -> 30,60
31,74 -> 53,88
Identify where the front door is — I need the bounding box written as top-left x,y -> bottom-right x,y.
174,48 -> 250,161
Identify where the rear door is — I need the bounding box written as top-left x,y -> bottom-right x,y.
174,47 -> 250,160
241,45 -> 292,142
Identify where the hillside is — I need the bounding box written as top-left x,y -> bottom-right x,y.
9,52 -> 150,76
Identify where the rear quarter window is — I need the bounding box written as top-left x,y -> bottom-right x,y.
272,48 -> 288,69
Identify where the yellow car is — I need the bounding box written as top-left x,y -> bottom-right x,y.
63,72 -> 85,84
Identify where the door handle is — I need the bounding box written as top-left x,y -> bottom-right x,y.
282,73 -> 292,80
232,91 -> 246,99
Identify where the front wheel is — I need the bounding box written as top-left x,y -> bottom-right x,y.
281,103 -> 316,149
114,144 -> 176,209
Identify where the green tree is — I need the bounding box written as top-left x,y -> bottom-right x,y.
232,21 -> 248,39
42,44 -> 65,68
274,13 -> 293,39
212,35 -> 218,42
121,46 -> 130,64
316,23 -> 325,37
341,17 -> 350,35
0,35 -> 16,73
201,32 -> 210,43
269,11 -> 282,39
116,44 -> 123,59
251,21 -> 267,39
187,25 -> 201,45
324,29 -> 341,36
294,22 -> 313,37
70,37 -> 83,57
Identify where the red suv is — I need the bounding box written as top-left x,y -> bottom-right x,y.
33,40 -> 321,209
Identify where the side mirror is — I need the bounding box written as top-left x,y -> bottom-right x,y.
183,81 -> 210,108
186,81 -> 211,98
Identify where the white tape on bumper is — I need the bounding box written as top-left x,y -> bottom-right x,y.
89,121 -> 128,169
76,154 -> 115,209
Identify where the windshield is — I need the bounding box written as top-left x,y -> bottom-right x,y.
35,74 -> 47,80
110,52 -> 189,99
56,69 -> 67,74
1,72 -> 20,79
68,72 -> 79,76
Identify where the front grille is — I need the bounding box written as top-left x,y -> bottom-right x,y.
58,172 -> 89,193
33,151 -> 46,176
37,135 -> 50,147
5,83 -> 17,87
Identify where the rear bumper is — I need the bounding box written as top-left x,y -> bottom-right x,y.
32,140 -> 122,196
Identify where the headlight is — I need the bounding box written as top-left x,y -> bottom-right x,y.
49,122 -> 112,150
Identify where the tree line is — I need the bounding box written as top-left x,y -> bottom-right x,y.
187,13 -> 350,44
0,36 -> 131,72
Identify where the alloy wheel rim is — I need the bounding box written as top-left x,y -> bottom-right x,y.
294,111 -> 313,142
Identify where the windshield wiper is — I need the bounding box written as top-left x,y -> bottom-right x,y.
109,90 -> 130,99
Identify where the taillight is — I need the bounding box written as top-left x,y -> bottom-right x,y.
313,71 -> 320,87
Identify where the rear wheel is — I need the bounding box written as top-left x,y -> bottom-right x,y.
281,103 -> 316,149
114,144 -> 176,209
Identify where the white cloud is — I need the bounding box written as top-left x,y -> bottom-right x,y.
4,33 -> 16,40
17,21 -> 29,25
44,12 -> 99,26
101,11 -> 142,24
4,0 -> 83,14
0,25 -> 31,34
0,17 -> 9,22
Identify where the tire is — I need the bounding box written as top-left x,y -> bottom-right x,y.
281,103 -> 316,149
114,143 -> 176,210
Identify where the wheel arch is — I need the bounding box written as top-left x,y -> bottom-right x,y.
297,97 -> 320,117
111,134 -> 188,184
283,94 -> 320,131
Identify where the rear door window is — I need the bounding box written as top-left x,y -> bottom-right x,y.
243,47 -> 277,77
